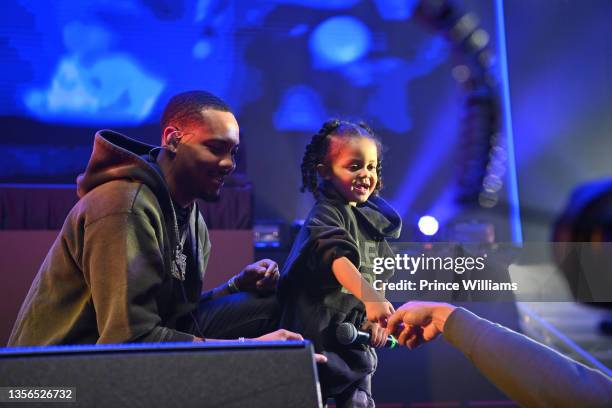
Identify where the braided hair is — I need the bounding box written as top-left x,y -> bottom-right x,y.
301,119 -> 383,198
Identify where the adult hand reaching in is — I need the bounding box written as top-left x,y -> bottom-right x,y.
385,301 -> 456,350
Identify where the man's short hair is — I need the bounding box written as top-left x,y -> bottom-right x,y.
160,90 -> 232,130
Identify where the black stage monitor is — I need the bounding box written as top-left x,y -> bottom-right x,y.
0,341 -> 322,407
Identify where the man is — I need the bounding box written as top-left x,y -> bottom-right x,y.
386,301 -> 612,407
9,90 -> 302,346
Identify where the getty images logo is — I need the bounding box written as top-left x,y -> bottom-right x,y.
372,253 -> 487,275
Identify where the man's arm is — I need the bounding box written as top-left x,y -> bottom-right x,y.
387,302 -> 612,408
200,259 -> 281,302
199,281 -> 234,303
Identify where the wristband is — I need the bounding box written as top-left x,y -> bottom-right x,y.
228,276 -> 241,294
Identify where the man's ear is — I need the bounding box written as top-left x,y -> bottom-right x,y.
316,163 -> 330,179
162,126 -> 182,153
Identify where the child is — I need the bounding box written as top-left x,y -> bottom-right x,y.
278,119 -> 401,407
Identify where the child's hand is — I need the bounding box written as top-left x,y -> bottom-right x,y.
365,300 -> 395,327
362,321 -> 387,348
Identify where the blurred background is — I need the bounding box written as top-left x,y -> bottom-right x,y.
1,0 -> 611,405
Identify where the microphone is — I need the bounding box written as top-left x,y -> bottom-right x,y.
336,323 -> 398,349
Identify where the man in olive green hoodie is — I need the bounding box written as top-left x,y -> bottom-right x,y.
8,91 -> 300,346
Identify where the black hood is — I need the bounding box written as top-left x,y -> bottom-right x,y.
318,180 -> 402,240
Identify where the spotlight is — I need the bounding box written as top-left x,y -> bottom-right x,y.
418,215 -> 439,236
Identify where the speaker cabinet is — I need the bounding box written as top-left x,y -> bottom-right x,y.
0,341 -> 322,407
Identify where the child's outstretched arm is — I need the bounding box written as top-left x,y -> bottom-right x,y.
332,257 -> 395,327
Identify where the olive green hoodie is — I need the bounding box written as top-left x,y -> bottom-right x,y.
8,130 -> 210,346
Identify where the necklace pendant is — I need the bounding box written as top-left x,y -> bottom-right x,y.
172,250 -> 187,281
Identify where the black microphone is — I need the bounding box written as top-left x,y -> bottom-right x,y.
336,323 -> 398,349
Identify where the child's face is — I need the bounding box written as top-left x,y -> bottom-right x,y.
325,136 -> 378,205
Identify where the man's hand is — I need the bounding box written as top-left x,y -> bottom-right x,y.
385,301 -> 456,350
253,328 -> 303,341
252,329 -> 328,364
364,299 -> 395,327
361,321 -> 387,348
234,259 -> 280,293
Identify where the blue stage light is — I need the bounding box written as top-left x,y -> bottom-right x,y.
274,85 -> 327,131
192,39 -> 213,59
309,16 -> 372,68
373,0 -> 419,21
273,0 -> 359,10
288,24 -> 309,37
23,55 -> 164,125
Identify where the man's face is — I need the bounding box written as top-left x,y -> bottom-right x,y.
170,109 -> 240,202
325,136 -> 378,205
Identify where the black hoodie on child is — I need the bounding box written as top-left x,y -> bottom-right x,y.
278,181 -> 401,398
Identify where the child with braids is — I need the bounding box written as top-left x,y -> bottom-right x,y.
278,119 -> 401,407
